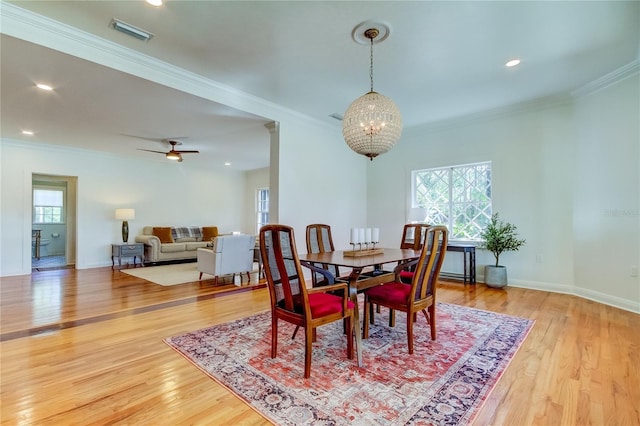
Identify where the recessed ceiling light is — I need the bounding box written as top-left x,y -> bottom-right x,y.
22,130 -> 34,135
505,59 -> 521,67
146,0 -> 163,6
224,162 -> 231,166
35,83 -> 53,91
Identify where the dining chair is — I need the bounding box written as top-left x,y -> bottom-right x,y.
399,223 -> 430,283
305,224 -> 349,286
260,224 -> 354,378
363,225 -> 448,354
369,223 -> 431,325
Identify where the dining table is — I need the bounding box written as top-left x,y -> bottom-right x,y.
299,248 -> 420,367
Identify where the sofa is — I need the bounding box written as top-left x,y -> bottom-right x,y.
135,226 -> 219,263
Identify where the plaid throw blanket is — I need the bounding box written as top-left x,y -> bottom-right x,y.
171,226 -> 203,240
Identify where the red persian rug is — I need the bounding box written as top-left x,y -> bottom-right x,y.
164,302 -> 534,425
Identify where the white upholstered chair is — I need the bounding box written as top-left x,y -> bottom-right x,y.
197,234 -> 256,285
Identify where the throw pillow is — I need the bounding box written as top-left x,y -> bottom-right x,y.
152,227 -> 174,244
202,226 -> 219,241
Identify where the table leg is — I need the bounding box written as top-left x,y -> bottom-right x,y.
463,251 -> 468,284
348,267 -> 364,367
470,249 -> 476,284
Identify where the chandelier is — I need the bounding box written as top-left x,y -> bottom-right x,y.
343,24 -> 402,160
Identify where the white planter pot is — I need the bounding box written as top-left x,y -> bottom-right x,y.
484,265 -> 508,288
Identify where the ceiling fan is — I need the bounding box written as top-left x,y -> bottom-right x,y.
138,140 -> 199,162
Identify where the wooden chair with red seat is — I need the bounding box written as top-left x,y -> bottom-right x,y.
363,225 -> 448,353
398,223 -> 430,283
259,224 -> 355,378
305,224 -> 351,286
370,223 -> 430,325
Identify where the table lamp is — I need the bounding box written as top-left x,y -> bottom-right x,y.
115,208 -> 135,243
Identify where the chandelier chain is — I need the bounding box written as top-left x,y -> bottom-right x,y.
369,37 -> 374,92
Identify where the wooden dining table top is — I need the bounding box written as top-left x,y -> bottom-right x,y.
299,248 -> 420,269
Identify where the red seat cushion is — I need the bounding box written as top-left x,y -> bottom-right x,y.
399,270 -> 414,283
279,293 -> 354,318
366,281 -> 411,306
308,293 -> 354,318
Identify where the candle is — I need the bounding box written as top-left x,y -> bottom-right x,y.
350,228 -> 359,244
372,227 -> 379,243
358,228 -> 365,244
365,228 -> 372,243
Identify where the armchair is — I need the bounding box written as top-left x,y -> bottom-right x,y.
197,234 -> 256,285
260,224 -> 354,378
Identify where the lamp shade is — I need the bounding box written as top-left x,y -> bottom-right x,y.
115,208 -> 135,220
342,91 -> 403,160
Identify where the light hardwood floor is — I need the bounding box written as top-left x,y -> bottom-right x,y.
1,267 -> 638,425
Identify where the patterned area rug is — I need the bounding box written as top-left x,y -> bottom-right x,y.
165,302 -> 534,425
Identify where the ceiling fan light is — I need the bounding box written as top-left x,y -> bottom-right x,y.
166,151 -> 181,160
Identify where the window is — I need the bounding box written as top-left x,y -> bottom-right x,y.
412,162 -> 492,240
256,188 -> 269,233
33,188 -> 65,224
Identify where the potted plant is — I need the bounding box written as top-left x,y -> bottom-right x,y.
479,213 -> 526,288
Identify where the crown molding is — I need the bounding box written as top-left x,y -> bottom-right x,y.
0,2 -> 328,129
571,60 -> 640,99
404,93 -> 573,136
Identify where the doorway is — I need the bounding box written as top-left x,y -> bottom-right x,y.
31,174 -> 77,271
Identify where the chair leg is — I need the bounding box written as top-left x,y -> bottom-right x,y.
292,326 -> 300,339
428,304 -> 436,340
246,271 -> 250,283
346,315 -> 354,359
198,272 -> 203,280
389,309 -> 395,327
271,316 -> 278,358
406,311 -> 414,354
363,296 -> 370,339
369,303 -> 376,324
304,326 -> 313,378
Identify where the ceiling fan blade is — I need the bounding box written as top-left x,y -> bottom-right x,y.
176,150 -> 200,154
137,149 -> 166,154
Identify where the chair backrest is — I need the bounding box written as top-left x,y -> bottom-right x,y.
260,225 -> 310,314
212,234 -> 256,275
305,224 -> 340,281
400,223 -> 430,250
408,225 -> 448,303
306,224 -> 335,253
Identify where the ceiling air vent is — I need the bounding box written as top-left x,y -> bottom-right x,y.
109,18 -> 154,42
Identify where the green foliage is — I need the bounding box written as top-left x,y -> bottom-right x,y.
479,213 -> 526,267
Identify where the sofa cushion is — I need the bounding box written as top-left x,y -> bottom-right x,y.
153,227 -> 174,243
185,242 -> 208,251
172,226 -> 203,241
202,226 -> 219,241
160,243 -> 186,253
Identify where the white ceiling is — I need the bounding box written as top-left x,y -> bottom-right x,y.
2,1 -> 639,169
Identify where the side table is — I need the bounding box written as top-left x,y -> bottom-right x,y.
446,244 -> 476,285
112,243 -> 144,268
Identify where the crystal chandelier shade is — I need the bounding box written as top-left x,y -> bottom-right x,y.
343,25 -> 402,160
342,91 -> 402,160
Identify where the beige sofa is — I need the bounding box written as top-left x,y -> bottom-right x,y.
135,226 -> 218,263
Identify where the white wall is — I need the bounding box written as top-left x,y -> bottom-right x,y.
367,72 -> 639,313
572,74 -> 640,310
276,118 -> 367,252
245,167 -> 270,235
0,141 -> 252,274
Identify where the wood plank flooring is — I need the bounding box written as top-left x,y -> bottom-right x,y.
1,267 -> 638,425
